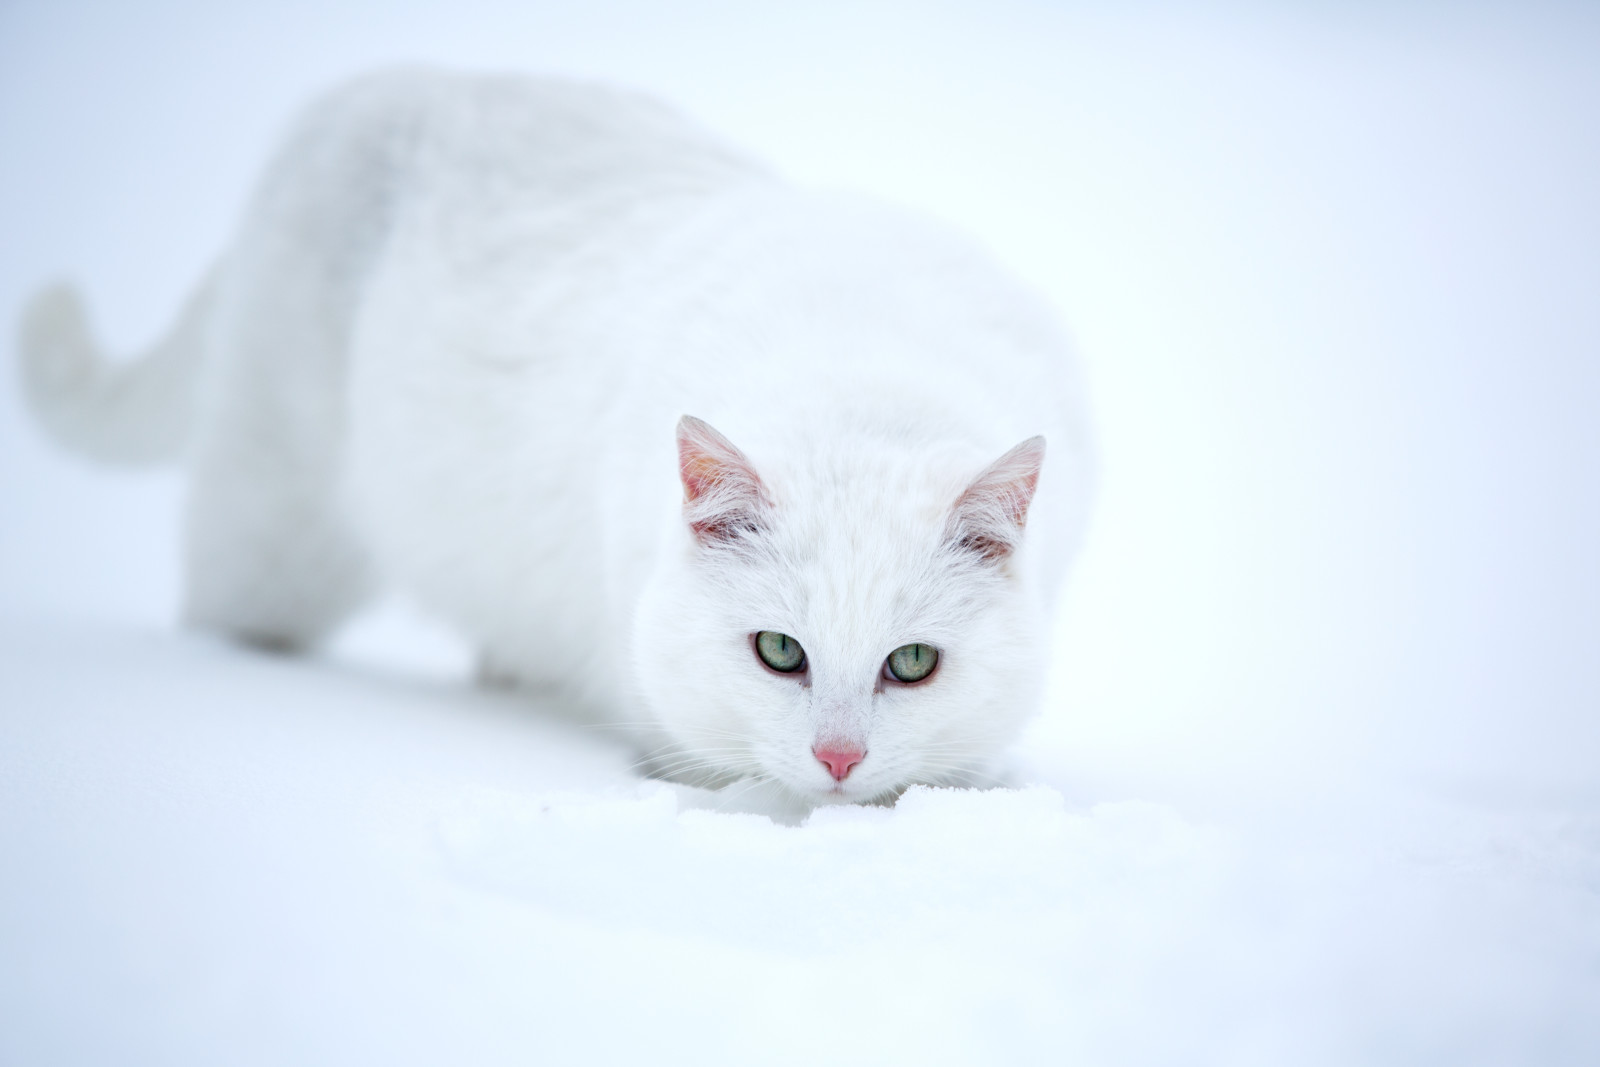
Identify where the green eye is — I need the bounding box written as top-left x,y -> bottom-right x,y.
755,631 -> 806,673
886,643 -> 939,684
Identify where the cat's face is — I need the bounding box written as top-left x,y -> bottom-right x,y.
631,416 -> 1047,805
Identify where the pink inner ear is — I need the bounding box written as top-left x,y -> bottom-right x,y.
676,415 -> 768,544
948,435 -> 1045,561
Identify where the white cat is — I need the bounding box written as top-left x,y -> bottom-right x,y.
19,69 -> 1093,805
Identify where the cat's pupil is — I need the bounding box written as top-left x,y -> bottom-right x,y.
887,643 -> 939,683
755,631 -> 806,673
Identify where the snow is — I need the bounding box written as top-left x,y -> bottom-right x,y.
4,2 -> 1600,1063
5,618 -> 1598,1064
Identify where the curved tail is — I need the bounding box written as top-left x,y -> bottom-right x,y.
16,269 -> 218,466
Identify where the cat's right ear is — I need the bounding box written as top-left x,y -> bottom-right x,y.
945,436 -> 1046,563
676,415 -> 770,546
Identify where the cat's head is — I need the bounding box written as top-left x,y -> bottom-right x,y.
631,415 -> 1050,805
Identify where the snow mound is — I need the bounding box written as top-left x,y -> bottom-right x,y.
441,783 -> 1225,956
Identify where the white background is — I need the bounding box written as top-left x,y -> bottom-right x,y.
3,2 -> 1598,1062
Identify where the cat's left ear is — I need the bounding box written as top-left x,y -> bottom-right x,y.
946,436 -> 1045,563
677,415 -> 770,546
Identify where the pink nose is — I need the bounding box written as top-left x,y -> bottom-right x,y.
813,745 -> 865,781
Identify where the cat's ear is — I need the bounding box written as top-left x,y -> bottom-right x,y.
677,415 -> 770,545
946,436 -> 1045,563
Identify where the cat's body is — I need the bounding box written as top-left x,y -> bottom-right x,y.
20,70 -> 1092,805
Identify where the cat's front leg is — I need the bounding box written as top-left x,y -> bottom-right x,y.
473,650 -> 525,691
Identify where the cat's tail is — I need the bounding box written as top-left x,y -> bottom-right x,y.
16,269 -> 218,466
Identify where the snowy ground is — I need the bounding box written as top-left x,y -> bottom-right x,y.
4,616 -> 1598,1064
4,3 -> 1600,1064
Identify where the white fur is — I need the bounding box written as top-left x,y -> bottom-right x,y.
17,69 -> 1093,805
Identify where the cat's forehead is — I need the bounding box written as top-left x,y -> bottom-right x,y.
735,453 -> 1002,653
769,450 -> 954,562
767,435 -> 972,519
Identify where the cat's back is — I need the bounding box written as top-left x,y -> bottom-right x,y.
273,68 -> 769,249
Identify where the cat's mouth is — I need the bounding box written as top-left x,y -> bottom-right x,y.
749,741 -> 913,806
802,778 -> 906,808
786,765 -> 903,806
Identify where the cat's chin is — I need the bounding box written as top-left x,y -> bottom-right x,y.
772,772 -> 910,809
788,766 -> 1010,808
808,786 -> 903,809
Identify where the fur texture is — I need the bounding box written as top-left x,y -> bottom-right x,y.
18,69 -> 1093,805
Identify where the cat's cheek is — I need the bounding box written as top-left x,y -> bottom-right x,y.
627,566 -> 706,737
878,621 -> 1045,789
628,555 -> 777,764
